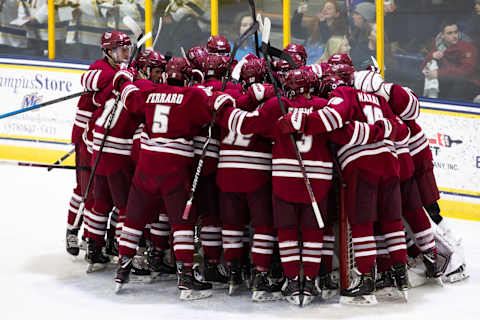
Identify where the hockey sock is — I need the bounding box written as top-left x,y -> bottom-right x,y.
222,225 -> 244,264
200,215 -> 222,263
118,224 -> 143,257
172,226 -> 195,270
278,228 -> 300,278
66,188 -> 83,230
150,214 -> 170,251
379,219 -> 407,265
84,209 -> 109,248
301,229 -> 323,279
321,226 -> 335,272
350,222 -> 376,274
251,226 -> 275,271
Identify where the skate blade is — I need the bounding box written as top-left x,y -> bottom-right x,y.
339,294 -> 378,306
376,287 -> 397,299
228,284 -> 240,296
285,295 -> 302,306
115,282 -> 124,294
151,272 -> 177,282
179,289 -> 213,301
302,295 -> 314,306
86,263 -> 107,273
251,291 -> 283,302
446,271 -> 469,283
211,282 -> 229,289
129,274 -> 153,284
321,289 -> 338,300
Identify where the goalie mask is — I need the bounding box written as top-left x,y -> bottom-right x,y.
206,35 -> 231,56
101,30 -> 132,66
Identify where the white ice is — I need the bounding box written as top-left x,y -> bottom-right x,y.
1,165 -> 479,320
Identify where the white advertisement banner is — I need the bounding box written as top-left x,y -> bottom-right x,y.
417,100 -> 480,204
0,58 -> 88,143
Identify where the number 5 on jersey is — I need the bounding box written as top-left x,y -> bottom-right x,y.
152,104 -> 171,133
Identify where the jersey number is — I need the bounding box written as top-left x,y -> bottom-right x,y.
222,130 -> 253,147
296,134 -> 313,153
95,98 -> 123,129
152,104 -> 171,133
363,104 -> 384,124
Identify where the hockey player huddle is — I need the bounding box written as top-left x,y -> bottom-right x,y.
64,29 -> 468,307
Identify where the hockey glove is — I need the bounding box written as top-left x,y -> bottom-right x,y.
374,118 -> 395,140
248,83 -> 275,102
209,92 -> 236,113
277,109 -> 306,134
112,68 -> 136,94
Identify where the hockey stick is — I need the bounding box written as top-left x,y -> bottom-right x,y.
74,32 -> 151,229
0,91 -> 89,120
152,17 -> 163,50
261,17 -> 324,228
182,21 -> 260,220
47,147 -> 75,171
248,0 -> 260,57
0,159 -> 87,170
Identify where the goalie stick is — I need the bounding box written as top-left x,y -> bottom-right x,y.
47,147 -> 75,172
0,91 -> 90,120
261,17 -> 324,228
74,29 -> 152,229
152,17 -> 163,50
182,21 -> 260,220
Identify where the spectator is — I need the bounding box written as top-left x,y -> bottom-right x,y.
316,35 -> 351,63
0,0 -> 27,55
160,0 -> 210,56
291,0 -> 347,64
349,2 -> 375,51
229,11 -> 262,60
464,0 -> 480,46
422,20 -> 478,101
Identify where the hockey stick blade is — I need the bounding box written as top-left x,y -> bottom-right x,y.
268,46 -> 297,68
137,32 -> 152,48
152,17 -> 163,50
123,16 -> 142,39
261,17 -> 271,45
371,56 -> 381,74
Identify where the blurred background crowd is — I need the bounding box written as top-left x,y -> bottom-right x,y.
1,0 -> 480,104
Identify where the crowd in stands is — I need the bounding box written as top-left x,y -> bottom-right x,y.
1,0 -> 480,103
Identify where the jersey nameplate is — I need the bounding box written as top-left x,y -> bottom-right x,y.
146,93 -> 184,104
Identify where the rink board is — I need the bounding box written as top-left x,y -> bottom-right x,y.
0,58 -> 479,220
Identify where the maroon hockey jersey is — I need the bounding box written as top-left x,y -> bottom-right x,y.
119,81 -> 213,185
304,86 -> 403,178
71,59 -> 116,145
216,94 -> 381,203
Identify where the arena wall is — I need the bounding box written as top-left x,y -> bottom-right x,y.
0,57 -> 478,221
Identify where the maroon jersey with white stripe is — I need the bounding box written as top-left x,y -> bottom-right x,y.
216,95 -> 379,203
71,59 -> 116,145
406,120 -> 432,166
92,80 -> 153,175
119,81 -> 213,178
384,84 -> 420,121
305,86 -> 401,178
216,91 -> 273,193
192,79 -> 242,176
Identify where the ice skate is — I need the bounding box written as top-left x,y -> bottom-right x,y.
66,229 -> 80,256
85,239 -> 110,273
375,270 -> 397,299
177,263 -> 212,301
282,276 -> 302,306
203,261 -> 228,289
317,271 -> 339,300
227,261 -> 243,295
423,249 -> 443,286
251,270 -> 282,302
391,264 -> 409,301
445,264 -> 469,283
115,255 -> 133,293
302,276 -> 319,306
340,268 -> 377,306
147,247 -> 177,281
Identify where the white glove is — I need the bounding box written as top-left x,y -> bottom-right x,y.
354,70 -> 392,101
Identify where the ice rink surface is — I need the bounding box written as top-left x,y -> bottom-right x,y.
1,165 -> 479,320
